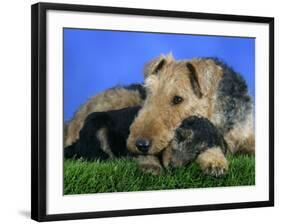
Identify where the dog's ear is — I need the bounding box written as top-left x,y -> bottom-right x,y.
144,56 -> 166,78
176,128 -> 193,142
144,54 -> 174,78
186,59 -> 224,97
186,62 -> 203,98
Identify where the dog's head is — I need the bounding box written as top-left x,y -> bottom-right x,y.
127,54 -> 223,155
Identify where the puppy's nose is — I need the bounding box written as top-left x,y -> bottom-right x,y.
135,138 -> 151,153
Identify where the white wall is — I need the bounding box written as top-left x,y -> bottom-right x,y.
0,0 -> 279,223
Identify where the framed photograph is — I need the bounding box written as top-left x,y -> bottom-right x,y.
31,2 -> 274,222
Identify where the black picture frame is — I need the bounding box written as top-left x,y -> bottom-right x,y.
31,2 -> 274,222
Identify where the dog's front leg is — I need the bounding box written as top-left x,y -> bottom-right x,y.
196,147 -> 229,177
161,144 -> 173,168
135,155 -> 163,175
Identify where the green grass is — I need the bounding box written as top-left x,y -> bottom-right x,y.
64,155 -> 255,195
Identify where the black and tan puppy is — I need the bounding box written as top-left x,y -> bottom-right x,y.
165,116 -> 228,176
64,106 -> 141,160
170,116 -> 228,166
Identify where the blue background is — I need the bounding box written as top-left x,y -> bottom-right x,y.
64,28 -> 255,121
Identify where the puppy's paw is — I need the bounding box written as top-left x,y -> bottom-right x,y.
196,147 -> 229,177
139,163 -> 163,175
204,165 -> 228,177
135,155 -> 163,175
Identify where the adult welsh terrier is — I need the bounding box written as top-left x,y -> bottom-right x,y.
127,54 -> 254,176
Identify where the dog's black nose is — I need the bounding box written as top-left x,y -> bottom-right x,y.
135,138 -> 151,153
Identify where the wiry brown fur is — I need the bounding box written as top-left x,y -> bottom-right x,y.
127,54 -> 254,172
65,88 -> 144,147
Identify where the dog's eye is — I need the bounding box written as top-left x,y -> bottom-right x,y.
172,96 -> 184,105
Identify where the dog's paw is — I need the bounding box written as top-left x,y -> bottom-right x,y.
139,163 -> 162,175
196,147 -> 229,177
135,155 -> 163,175
203,165 -> 228,177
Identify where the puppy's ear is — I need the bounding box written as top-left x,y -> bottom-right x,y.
176,128 -> 193,142
144,54 -> 174,78
186,62 -> 203,98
